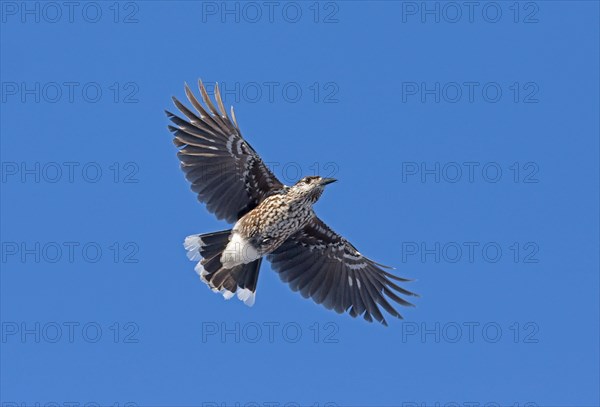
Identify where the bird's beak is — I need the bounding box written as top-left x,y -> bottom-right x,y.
320,178 -> 337,186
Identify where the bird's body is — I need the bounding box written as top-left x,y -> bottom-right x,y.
227,176 -> 331,265
168,80 -> 417,325
227,193 -> 314,266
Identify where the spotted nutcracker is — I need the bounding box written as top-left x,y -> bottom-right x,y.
166,80 -> 417,325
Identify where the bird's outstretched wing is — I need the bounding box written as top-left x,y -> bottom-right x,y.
166,81 -> 284,223
267,217 -> 417,326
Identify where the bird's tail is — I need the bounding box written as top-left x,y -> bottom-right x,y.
184,230 -> 262,306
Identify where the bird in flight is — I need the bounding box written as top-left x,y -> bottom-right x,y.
166,80 -> 417,325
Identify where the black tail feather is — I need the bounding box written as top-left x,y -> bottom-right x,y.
184,230 -> 262,306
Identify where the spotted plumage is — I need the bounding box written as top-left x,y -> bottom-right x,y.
167,80 -> 417,325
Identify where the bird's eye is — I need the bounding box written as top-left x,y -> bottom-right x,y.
304,178 -> 311,184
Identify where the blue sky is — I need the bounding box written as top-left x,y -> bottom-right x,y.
1,1 -> 599,406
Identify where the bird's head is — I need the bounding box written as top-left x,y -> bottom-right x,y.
288,176 -> 337,203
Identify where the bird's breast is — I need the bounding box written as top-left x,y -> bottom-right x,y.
235,196 -> 314,254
